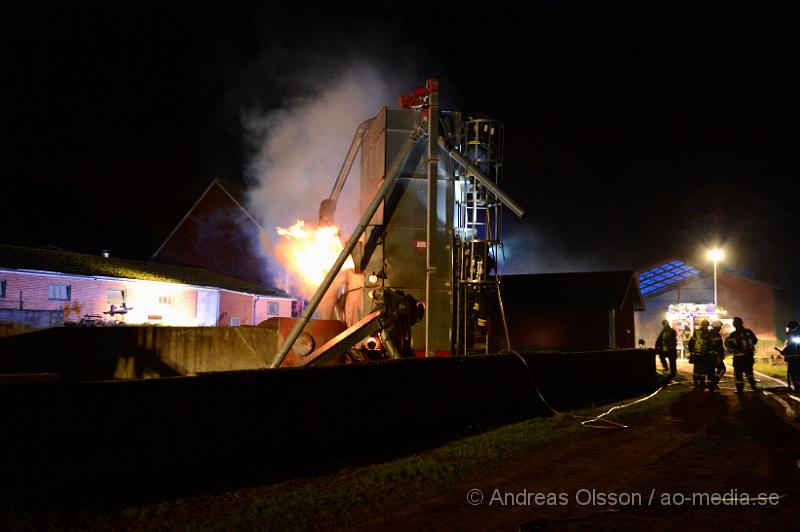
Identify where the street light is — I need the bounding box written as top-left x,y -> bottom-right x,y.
707,248 -> 724,306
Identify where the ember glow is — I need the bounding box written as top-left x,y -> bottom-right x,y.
275,220 -> 354,296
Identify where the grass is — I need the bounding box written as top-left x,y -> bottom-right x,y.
672,356 -> 788,380
753,360 -> 787,379
2,379 -> 685,532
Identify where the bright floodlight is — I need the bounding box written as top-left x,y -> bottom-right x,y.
707,248 -> 724,306
707,248 -> 724,262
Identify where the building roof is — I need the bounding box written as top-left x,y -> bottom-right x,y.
637,259 -> 702,296
0,245 -> 288,298
501,271 -> 645,311
215,178 -> 250,208
151,178 -> 262,260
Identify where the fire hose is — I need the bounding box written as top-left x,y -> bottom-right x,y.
580,382 -> 678,429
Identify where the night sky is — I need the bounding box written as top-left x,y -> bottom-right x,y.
3,1 -> 799,304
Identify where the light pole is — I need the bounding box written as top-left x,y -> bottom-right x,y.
707,248 -> 724,306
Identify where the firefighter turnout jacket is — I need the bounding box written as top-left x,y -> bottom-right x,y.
688,329 -> 709,361
655,326 -> 677,354
725,328 -> 758,358
784,328 -> 800,358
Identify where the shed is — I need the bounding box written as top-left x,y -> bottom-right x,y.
497,271 -> 645,351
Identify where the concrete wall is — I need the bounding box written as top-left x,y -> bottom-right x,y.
0,326 -> 280,380
0,309 -> 63,329
522,349 -> 655,409
0,348 -> 656,501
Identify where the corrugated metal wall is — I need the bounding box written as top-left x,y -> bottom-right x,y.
153,183 -> 271,286
348,108 -> 454,353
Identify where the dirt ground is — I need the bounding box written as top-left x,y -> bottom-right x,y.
350,361 -> 800,531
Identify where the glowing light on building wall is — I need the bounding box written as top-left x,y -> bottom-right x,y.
123,281 -> 199,326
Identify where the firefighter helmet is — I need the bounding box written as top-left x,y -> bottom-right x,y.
787,320 -> 799,330
700,319 -> 710,327
711,320 -> 723,329
732,316 -> 744,328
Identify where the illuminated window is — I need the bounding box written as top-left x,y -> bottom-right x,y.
158,295 -> 174,305
107,289 -> 125,306
48,284 -> 71,301
0,280 -> 5,298
230,316 -> 241,326
267,302 -> 279,315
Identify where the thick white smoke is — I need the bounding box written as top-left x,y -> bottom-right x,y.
244,64 -> 394,230
242,61 -> 406,292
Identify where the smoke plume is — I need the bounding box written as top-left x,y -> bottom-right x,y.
500,228 -> 622,275
242,59 -> 410,292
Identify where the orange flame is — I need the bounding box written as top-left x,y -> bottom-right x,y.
275,220 -> 354,296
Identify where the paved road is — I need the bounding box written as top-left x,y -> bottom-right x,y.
352,363 -> 800,531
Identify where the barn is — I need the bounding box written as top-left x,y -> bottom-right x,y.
635,258 -> 790,355
151,178 -> 274,288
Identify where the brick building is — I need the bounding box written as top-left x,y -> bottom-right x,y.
0,245 -> 293,329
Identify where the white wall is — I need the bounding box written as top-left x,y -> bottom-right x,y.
196,290 -> 220,326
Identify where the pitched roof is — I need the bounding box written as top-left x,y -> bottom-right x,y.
0,245 -> 288,298
637,258 -> 702,296
215,178 -> 250,207
500,271 -> 645,310
150,178 -> 263,260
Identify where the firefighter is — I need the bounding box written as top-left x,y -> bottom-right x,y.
654,319 -> 678,380
687,319 -> 710,390
724,316 -> 758,394
781,320 -> 800,392
707,320 -> 726,391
